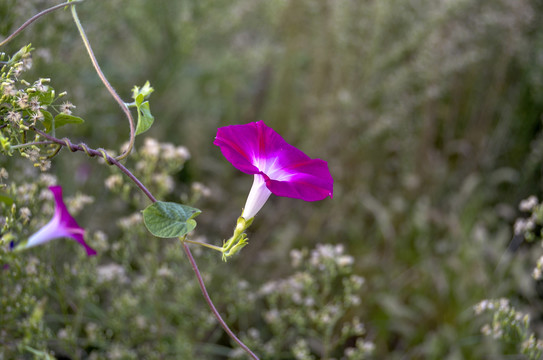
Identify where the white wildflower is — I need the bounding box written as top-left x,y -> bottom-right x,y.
96,263 -> 128,284
519,195 -> 538,212
105,174 -> 123,190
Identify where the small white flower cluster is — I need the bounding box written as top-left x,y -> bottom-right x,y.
514,217 -> 536,235
520,196 -> 539,212
473,298 -> 510,315
89,231 -> 108,252
106,344 -> 137,360
533,256 -> 543,280
66,193 -> 94,215
39,173 -> 57,186
18,207 -> 31,223
59,101 -> 75,115
292,339 -> 313,360
511,195 -> 543,287
291,243 -> 355,271
522,336 -> 543,355
96,263 -> 128,284
140,137 -> 190,163
117,212 -> 142,231
151,173 -> 174,194
1,81 -> 17,97
105,174 -> 123,191
157,265 -> 174,278
191,182 -> 212,198
0,167 -> 8,181
259,271 -> 313,305
85,322 -> 99,342
344,338 -> 375,360
474,298 -> 543,359
254,243 -> 372,359
514,195 -> 540,235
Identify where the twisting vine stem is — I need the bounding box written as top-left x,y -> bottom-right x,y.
30,127 -> 156,202
69,2 -> 136,161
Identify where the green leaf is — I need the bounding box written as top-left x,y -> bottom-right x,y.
43,113 -> 84,133
41,111 -> 54,133
36,89 -> 55,106
135,100 -> 154,135
0,195 -> 13,206
143,201 -> 201,238
54,113 -> 84,128
131,81 -> 155,135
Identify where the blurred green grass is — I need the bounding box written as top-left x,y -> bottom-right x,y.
3,0 -> 543,358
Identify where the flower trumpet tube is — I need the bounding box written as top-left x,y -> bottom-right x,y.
21,186 -> 96,256
214,120 -> 333,258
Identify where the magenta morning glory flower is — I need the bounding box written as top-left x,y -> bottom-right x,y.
23,186 -> 96,256
214,120 -> 333,219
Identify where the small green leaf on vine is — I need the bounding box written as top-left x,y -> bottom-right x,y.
0,194 -> 14,206
55,113 -> 84,127
143,201 -> 201,238
132,81 -> 155,135
41,111 -> 54,132
43,113 -> 84,133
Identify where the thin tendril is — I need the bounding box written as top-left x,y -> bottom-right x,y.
0,1 -> 83,48
70,4 -> 136,161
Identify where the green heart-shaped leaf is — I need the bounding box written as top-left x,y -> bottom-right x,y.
143,201 -> 201,238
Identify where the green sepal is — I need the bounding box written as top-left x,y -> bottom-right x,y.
143,201 -> 201,238
221,216 -> 254,260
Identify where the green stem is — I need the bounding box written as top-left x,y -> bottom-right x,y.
30,127 -> 157,203
10,141 -> 54,149
182,241 -> 260,360
183,238 -> 224,253
70,4 -> 136,161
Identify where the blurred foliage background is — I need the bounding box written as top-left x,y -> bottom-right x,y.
2,0 -> 543,359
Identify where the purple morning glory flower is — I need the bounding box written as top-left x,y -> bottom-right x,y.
24,186 -> 96,256
214,121 -> 333,219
